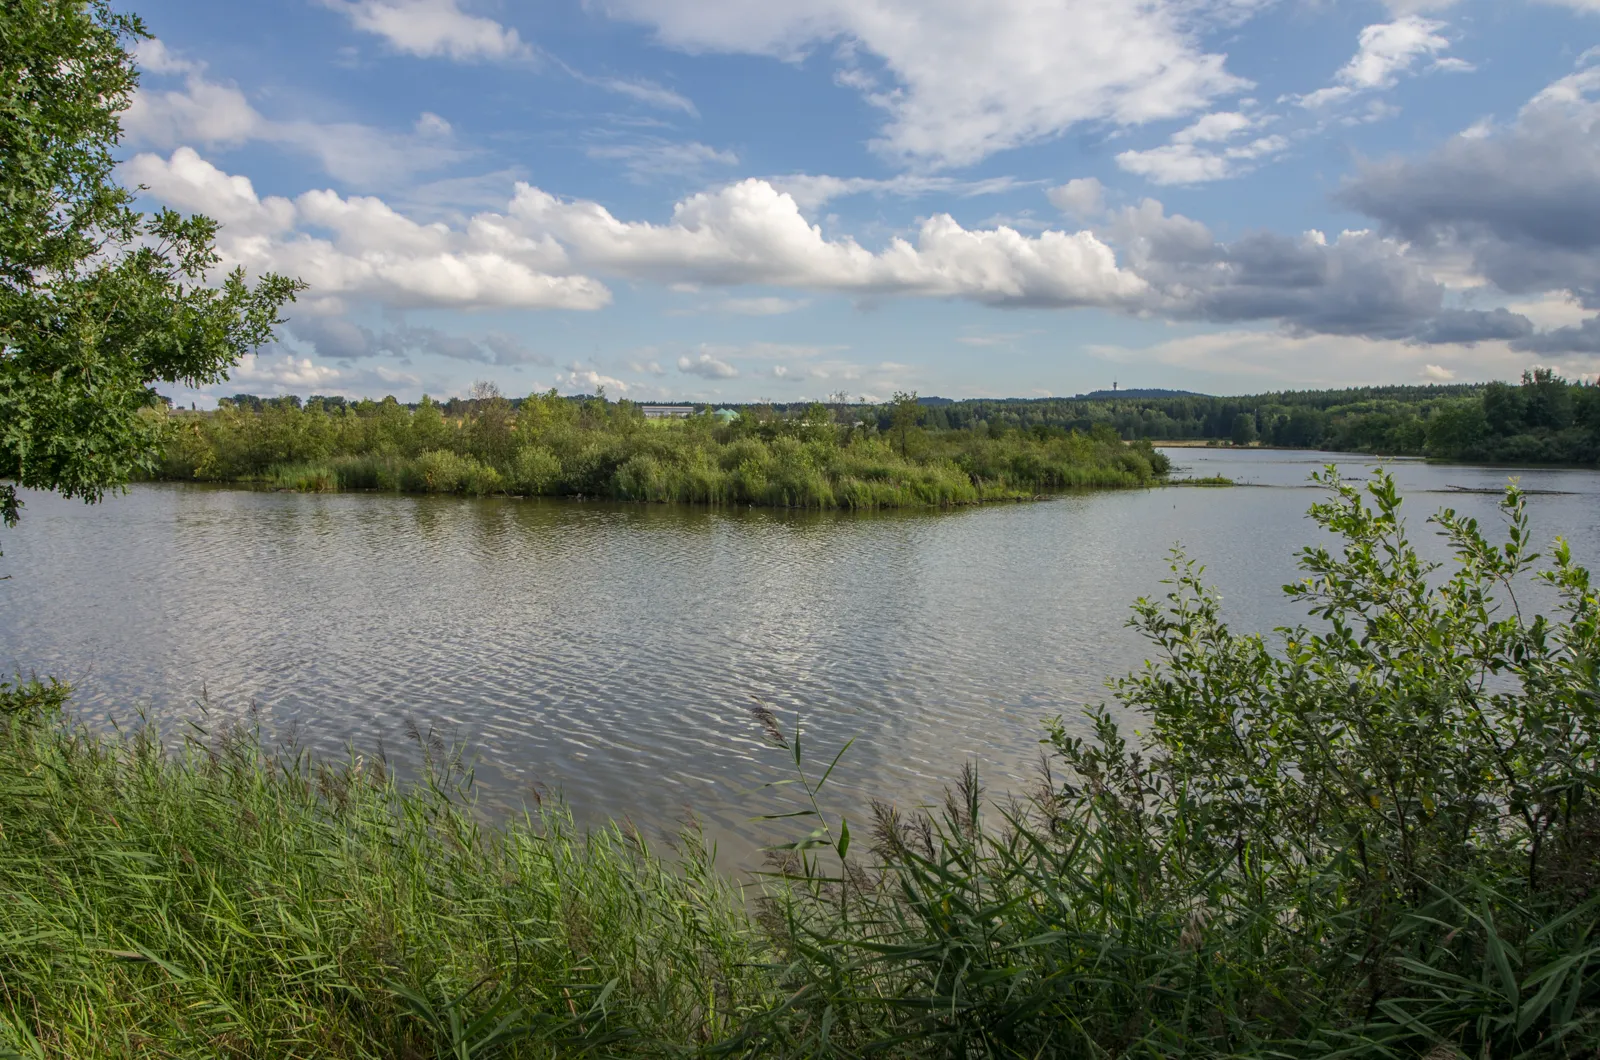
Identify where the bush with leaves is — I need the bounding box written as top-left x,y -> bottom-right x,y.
742,468 -> 1600,1058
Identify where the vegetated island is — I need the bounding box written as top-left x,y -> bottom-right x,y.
5,471 -> 1598,1056
150,389 -> 1174,508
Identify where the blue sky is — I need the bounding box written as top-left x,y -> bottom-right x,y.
121,0 -> 1600,404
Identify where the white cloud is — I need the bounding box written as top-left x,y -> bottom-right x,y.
234,353 -> 346,389
1047,178 -> 1106,219
599,0 -> 1251,168
126,148 -> 611,311
560,367 -> 629,393
130,148 -> 1549,349
125,42 -> 467,187
1116,131 -> 1287,184
1421,363 -> 1456,380
509,178 -> 1148,307
1526,65 -> 1600,109
1172,110 -> 1256,143
320,0 -> 531,61
415,111 -> 453,136
677,352 -> 740,378
1533,0 -> 1600,10
1298,17 -> 1452,109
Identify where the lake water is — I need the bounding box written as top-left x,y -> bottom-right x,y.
4,449 -> 1597,864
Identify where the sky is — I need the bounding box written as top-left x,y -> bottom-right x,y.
120,0 -> 1600,405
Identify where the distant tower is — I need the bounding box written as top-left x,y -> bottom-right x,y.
1112,380 -> 1119,392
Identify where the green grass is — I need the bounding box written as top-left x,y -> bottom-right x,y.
1164,475 -> 1235,486
0,683 -> 770,1058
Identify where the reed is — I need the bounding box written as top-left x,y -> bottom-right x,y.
0,684 -> 771,1058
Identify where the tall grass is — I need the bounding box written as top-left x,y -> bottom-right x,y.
0,684 -> 770,1058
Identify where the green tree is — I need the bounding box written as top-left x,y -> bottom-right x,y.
889,390 -> 923,457
0,0 -> 301,546
1230,410 -> 1258,446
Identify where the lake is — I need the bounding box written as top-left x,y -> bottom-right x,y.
4,448 -> 1597,864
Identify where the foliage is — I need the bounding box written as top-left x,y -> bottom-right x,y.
0,0 -> 301,547
149,390 -> 1171,508
739,468 -> 1600,1057
889,374 -> 1600,464
0,684 -> 769,1057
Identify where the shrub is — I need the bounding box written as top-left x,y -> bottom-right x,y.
742,468 -> 1600,1057
509,445 -> 562,495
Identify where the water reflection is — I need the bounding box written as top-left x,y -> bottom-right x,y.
3,449 -> 1597,867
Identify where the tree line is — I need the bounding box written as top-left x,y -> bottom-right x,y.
822,374 -> 1598,463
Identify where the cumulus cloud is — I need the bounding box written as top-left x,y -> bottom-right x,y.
1106,198 -> 1531,343
1512,316 -> 1600,354
1116,123 -> 1288,185
126,147 -> 611,311
677,352 -> 740,378
319,0 -> 531,61
559,366 -> 629,394
1297,17 -> 1454,109
598,0 -> 1251,167
235,353 -> 345,389
1336,61 -> 1600,307
1407,308 -> 1535,345
1047,178 -> 1106,219
509,178 -> 1148,307
129,142 -> 1565,351
125,41 -> 467,186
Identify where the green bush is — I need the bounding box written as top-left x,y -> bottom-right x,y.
741,469 -> 1600,1057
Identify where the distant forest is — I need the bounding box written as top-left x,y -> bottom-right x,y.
860,372 -> 1600,465
209,370 -> 1600,466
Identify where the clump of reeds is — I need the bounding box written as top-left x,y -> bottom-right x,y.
0,681 -> 771,1058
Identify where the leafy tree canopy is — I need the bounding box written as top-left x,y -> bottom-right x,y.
0,0 -> 302,545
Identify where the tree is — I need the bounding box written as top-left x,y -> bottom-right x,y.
0,0 -> 302,547
1229,410 -> 1257,446
889,390 -> 923,457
